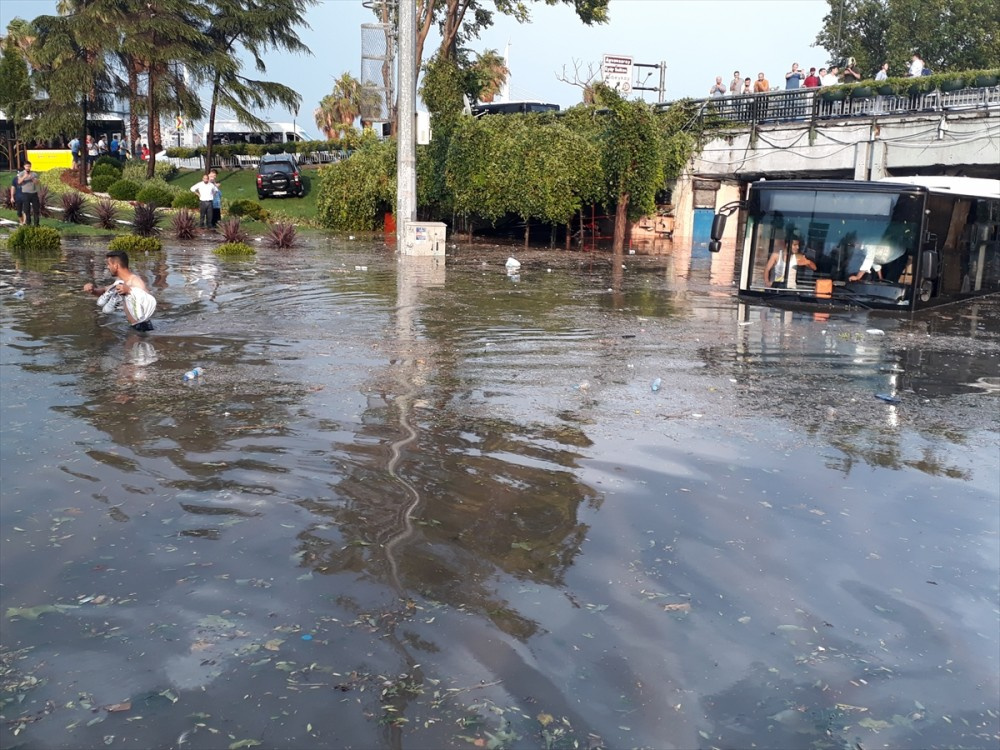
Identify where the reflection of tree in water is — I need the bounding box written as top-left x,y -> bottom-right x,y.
295,400 -> 597,642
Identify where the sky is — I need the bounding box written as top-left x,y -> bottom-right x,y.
1,0 -> 834,139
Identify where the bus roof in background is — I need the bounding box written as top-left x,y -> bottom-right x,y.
877,176 -> 1000,200
471,101 -> 560,116
207,120 -> 307,137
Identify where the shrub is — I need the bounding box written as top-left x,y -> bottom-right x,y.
39,168 -> 70,192
171,208 -> 198,239
91,163 -> 123,180
108,179 -> 140,201
121,160 -> 176,182
172,190 -> 199,209
109,234 -> 162,254
135,185 -> 175,207
90,173 -> 118,193
60,191 -> 89,224
7,226 -> 61,253
94,198 -> 119,229
94,155 -> 122,170
214,241 -> 255,256
164,146 -> 199,159
131,203 -> 161,237
228,199 -> 269,222
217,217 -> 249,244
265,221 -> 298,249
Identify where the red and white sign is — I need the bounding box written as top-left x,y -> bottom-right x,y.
601,54 -> 633,94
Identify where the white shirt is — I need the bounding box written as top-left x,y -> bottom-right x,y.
820,73 -> 839,86
909,58 -> 924,77
190,181 -> 219,201
875,69 -> 888,81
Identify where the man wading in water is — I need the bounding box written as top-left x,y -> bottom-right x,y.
83,250 -> 157,331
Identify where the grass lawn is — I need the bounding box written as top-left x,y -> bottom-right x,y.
167,165 -> 322,223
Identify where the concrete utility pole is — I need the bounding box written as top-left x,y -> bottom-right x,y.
395,0 -> 417,250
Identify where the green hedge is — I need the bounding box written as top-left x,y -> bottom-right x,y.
121,161 -> 176,182
135,185 -> 175,207
6,225 -> 62,253
94,155 -> 122,170
108,235 -> 162,254
228,199 -> 269,222
91,163 -> 123,180
90,174 -> 119,193
108,179 -> 141,201
172,191 -> 200,209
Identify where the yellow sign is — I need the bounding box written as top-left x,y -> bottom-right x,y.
26,149 -> 73,172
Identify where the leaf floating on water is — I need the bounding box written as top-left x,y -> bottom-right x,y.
228,741 -> 262,749
263,639 -> 284,651
6,604 -> 78,620
662,602 -> 691,612
737,616 -> 751,624
776,624 -> 807,631
698,730 -> 711,739
105,702 -> 131,713
159,689 -> 178,704
858,717 -> 891,731
537,713 -> 554,727
510,542 -> 533,551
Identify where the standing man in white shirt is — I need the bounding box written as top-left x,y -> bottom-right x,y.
190,173 -> 219,229
908,54 -> 925,77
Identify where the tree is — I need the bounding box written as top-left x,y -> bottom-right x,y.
367,0 -> 609,129
0,35 -> 33,148
595,85 -> 665,255
24,4 -> 123,185
313,73 -> 377,139
119,0 -> 209,177
815,0 -> 1000,77
469,49 -> 508,103
200,0 -> 313,171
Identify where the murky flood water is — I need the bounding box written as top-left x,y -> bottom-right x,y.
1,236 -> 998,750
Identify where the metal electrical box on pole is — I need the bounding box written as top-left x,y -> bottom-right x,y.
395,0 -> 417,251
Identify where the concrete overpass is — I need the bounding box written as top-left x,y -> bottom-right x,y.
667,85 -> 1000,244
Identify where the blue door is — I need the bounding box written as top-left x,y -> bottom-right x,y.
692,208 -> 714,258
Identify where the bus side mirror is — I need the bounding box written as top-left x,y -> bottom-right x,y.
710,214 -> 727,241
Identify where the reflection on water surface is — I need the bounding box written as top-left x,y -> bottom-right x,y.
1,238 -> 997,749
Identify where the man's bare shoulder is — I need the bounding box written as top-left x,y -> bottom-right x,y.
124,270 -> 148,291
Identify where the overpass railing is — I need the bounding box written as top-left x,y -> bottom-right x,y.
684,85 -> 1000,128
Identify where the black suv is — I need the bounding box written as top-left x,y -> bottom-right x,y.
256,154 -> 303,199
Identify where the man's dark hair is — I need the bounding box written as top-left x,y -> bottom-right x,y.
105,249 -> 130,268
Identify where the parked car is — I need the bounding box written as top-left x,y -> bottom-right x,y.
256,154 -> 303,199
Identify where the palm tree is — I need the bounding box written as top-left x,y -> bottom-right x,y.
314,73 -> 364,139
472,49 -> 508,103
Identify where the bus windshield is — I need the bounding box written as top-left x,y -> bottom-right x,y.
746,187 -> 924,293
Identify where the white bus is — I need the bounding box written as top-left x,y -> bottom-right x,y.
203,121 -> 308,146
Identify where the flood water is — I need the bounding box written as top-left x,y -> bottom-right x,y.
1,236 -> 998,750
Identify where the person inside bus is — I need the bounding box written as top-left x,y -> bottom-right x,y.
764,236 -> 816,288
848,243 -> 907,283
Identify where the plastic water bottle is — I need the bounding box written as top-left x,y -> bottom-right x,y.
182,367 -> 203,381
13,289 -> 24,299
651,377 -> 662,392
